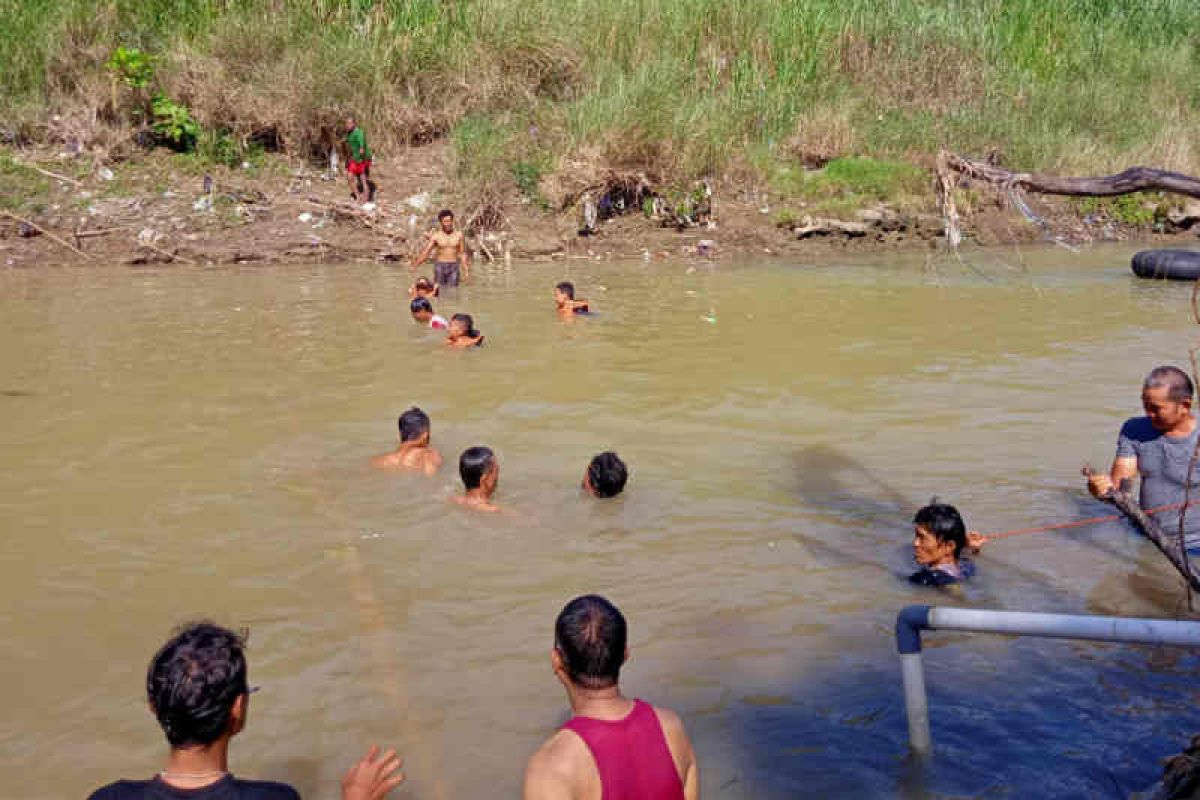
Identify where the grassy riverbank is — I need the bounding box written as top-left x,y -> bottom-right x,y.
3,0 -> 1200,207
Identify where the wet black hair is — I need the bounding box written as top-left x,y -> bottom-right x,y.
913,501 -> 967,559
1145,365 -> 1195,402
556,281 -> 575,300
398,407 -> 430,442
437,209 -> 454,221
414,277 -> 435,289
587,451 -> 628,498
554,595 -> 626,689
459,446 -> 495,489
411,297 -> 433,314
146,622 -> 248,749
451,313 -> 479,337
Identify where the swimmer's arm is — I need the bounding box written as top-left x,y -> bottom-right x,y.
1088,456 -> 1138,498
656,708 -> 698,800
410,238 -> 435,269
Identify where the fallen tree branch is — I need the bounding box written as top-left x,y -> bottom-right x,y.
1083,467 -> 1200,593
17,161 -> 82,186
138,240 -> 195,265
2,210 -> 93,260
941,150 -> 1200,199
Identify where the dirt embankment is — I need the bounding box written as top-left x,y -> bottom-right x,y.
3,142 -> 1198,269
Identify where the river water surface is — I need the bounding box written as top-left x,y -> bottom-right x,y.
3,245 -> 1200,798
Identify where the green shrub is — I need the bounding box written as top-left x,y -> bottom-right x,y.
104,46 -> 155,89
150,93 -> 200,151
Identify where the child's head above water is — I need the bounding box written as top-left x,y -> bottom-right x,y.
449,313 -> 479,338
411,296 -> 434,322
413,276 -> 437,296
584,451 -> 628,498
555,281 -> 575,302
398,406 -> 431,444
912,502 -> 967,568
459,445 -> 497,493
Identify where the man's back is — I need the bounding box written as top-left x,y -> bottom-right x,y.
524,699 -> 697,800
89,774 -> 300,800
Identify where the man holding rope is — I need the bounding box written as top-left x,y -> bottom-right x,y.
1086,365 -> 1200,553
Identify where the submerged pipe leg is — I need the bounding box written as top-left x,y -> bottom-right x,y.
901,653 -> 931,755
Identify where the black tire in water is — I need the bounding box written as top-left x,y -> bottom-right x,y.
1131,249 -> 1200,280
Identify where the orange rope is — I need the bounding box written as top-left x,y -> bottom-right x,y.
984,499 -> 1200,541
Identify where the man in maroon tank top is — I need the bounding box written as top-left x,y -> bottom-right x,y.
523,595 -> 699,800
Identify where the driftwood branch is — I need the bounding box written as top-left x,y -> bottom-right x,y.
139,240 -> 195,265
941,150 -> 1200,199
16,161 -> 82,186
1084,467 -> 1200,593
2,210 -> 93,260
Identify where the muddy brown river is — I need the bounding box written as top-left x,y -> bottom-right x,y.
3,244 -> 1200,798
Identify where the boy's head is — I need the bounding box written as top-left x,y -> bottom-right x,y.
147,622 -> 249,749
555,282 -> 575,303
449,313 -> 476,338
584,452 -> 628,498
912,502 -> 967,567
398,407 -> 431,444
414,277 -> 435,293
552,595 -> 628,690
345,115 -> 356,132
410,296 -> 433,322
459,446 -> 498,494
438,209 -> 454,232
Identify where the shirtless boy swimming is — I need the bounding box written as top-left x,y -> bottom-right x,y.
409,276 -> 439,299
411,297 -> 449,330
370,407 -> 443,476
452,446 -> 500,512
445,313 -> 484,348
411,210 -> 469,287
555,282 -> 590,317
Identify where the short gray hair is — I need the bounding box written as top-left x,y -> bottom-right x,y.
1144,365 -> 1194,402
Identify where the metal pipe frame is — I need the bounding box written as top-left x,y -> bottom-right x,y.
895,605 -> 1200,754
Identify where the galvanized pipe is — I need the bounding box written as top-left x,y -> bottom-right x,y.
894,605 -> 1200,755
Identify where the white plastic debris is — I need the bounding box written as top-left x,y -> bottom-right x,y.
297,212 -> 313,223
404,192 -> 431,212
361,201 -> 377,212
97,167 -> 114,181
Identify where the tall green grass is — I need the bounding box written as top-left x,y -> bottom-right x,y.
3,0 -> 1199,197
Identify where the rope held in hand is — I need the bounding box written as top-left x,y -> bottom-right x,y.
983,499 -> 1199,542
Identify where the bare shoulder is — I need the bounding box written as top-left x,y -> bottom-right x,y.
651,704 -> 695,774
652,704 -> 688,737
370,452 -> 398,469
524,730 -> 587,800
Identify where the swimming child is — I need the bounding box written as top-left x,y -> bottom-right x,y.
411,297 -> 449,330
909,502 -> 985,587
582,451 -> 628,498
555,281 -> 590,317
452,446 -> 500,512
409,276 -> 440,299
446,313 -> 484,348
370,406 -> 443,476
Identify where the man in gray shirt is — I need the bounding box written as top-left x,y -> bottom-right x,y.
1087,365 -> 1200,550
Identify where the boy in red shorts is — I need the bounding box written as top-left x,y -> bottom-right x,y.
345,116 -> 376,203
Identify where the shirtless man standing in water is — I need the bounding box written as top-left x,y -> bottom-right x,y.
371,407 -> 442,476
412,210 -> 470,287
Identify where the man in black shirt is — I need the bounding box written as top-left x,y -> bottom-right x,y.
88,622 -> 403,800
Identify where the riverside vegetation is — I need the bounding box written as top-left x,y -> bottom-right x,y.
2,0 -> 1200,246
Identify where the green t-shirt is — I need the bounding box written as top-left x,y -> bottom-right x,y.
347,126 -> 371,162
